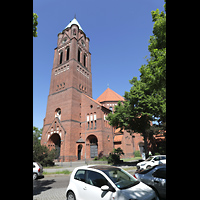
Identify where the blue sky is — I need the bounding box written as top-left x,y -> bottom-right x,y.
33,0 -> 165,129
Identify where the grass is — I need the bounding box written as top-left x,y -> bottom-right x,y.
122,166 -> 137,171
43,170 -> 71,175
43,165 -> 63,169
122,157 -> 142,162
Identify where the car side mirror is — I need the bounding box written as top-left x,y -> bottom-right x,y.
101,185 -> 110,191
101,185 -> 115,192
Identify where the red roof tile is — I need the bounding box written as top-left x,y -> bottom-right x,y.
96,88 -> 124,103
114,134 -> 123,142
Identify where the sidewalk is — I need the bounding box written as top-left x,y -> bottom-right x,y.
43,160 -> 87,173
43,160 -> 139,173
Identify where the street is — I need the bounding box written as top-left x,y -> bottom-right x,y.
33,175 -> 70,200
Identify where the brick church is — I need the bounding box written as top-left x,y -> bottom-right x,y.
41,17 -> 144,162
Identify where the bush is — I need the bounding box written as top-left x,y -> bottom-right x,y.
99,156 -> 108,161
33,143 -> 56,167
108,148 -> 124,164
134,150 -> 141,157
94,156 -> 98,160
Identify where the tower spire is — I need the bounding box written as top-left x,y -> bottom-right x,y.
74,14 -> 76,19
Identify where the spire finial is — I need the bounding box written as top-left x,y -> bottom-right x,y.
107,83 -> 109,88
74,14 -> 76,19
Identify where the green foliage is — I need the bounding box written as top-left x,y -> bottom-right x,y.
93,148 -> 124,164
43,169 -> 71,175
93,156 -> 98,160
107,1 -> 166,159
33,13 -> 38,37
98,156 -> 108,161
134,150 -> 141,157
107,148 -> 124,164
33,126 -> 56,166
33,126 -> 42,145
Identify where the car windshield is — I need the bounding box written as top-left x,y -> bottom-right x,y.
103,168 -> 139,190
146,156 -> 154,161
137,165 -> 158,174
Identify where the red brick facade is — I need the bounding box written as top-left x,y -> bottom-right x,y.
41,18 -> 144,161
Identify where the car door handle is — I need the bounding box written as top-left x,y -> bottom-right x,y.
83,186 -> 87,190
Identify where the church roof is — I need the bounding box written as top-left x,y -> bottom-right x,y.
65,18 -> 84,32
114,134 -> 123,143
96,88 -> 124,103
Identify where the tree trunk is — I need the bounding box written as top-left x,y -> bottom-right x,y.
143,131 -> 149,159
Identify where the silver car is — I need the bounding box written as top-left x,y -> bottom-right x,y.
134,165 -> 166,199
33,162 -> 43,180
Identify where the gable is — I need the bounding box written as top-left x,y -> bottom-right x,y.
96,88 -> 124,103
45,117 -> 66,141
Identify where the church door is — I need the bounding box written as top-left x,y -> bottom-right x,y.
90,136 -> 98,158
90,145 -> 98,158
78,144 -> 83,160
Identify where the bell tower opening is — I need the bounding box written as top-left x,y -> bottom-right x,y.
55,108 -> 61,120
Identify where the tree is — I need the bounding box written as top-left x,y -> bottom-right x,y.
33,126 -> 42,145
33,13 -> 38,37
107,0 -> 166,159
33,126 -> 56,166
139,0 -> 166,127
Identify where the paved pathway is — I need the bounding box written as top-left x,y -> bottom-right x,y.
33,188 -> 66,200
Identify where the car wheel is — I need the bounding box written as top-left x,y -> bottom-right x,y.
146,165 -> 151,169
67,191 -> 76,200
33,173 -> 38,180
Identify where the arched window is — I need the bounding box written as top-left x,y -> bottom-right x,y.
55,108 -> 61,120
84,54 -> 86,67
59,51 -> 63,64
66,47 -> 70,61
78,49 -> 80,62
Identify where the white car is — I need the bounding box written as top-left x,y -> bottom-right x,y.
33,162 -> 43,180
136,155 -> 166,170
66,165 -> 159,200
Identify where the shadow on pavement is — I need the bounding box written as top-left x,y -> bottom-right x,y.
33,178 -> 56,196
112,159 -> 143,167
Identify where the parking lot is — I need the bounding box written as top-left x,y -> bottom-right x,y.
33,168 -> 136,199
33,175 -> 70,200
33,160 -> 139,199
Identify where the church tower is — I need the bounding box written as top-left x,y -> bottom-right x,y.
41,18 -> 94,161
49,17 -> 92,97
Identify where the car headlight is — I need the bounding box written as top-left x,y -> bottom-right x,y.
141,163 -> 146,166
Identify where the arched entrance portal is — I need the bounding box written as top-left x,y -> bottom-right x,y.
48,133 -> 61,159
77,144 -> 83,160
87,135 -> 98,158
